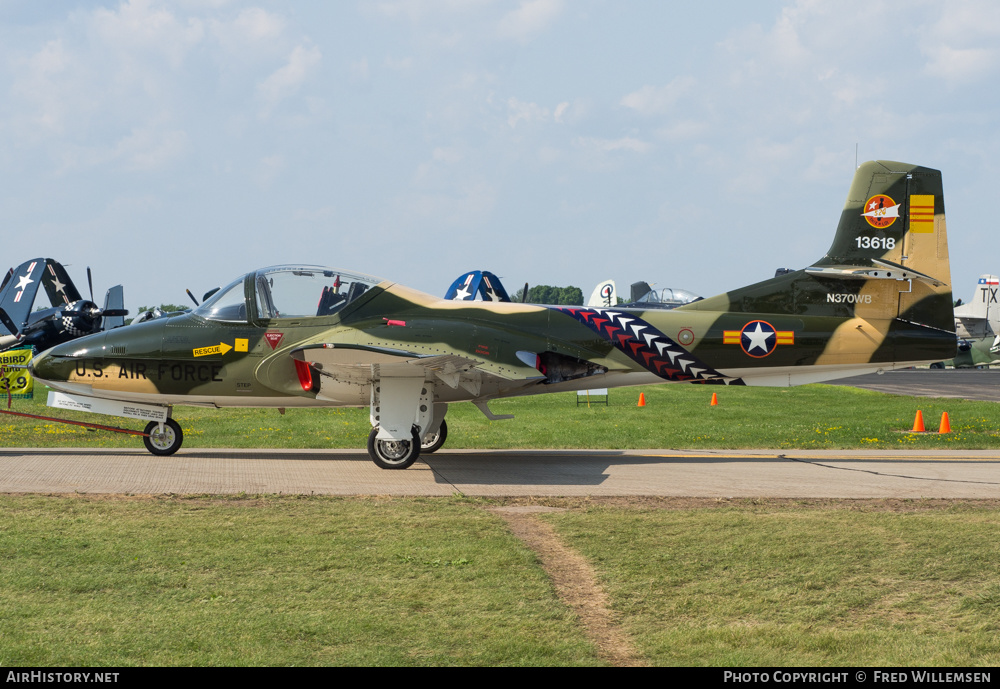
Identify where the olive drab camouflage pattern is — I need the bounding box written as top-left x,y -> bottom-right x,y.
31,161 -> 955,468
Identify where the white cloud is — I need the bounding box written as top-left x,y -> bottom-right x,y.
385,55 -> 414,71
113,124 -> 189,171
573,136 -> 650,154
654,120 -> 709,142
11,39 -> 76,134
210,7 -> 287,55
350,57 -> 370,83
256,43 -> 322,113
505,97 -> 569,127
395,182 -> 497,228
255,154 -> 286,188
374,0 -> 493,23
922,45 -> 997,82
621,77 -> 696,116
498,0 -> 564,40
90,0 -> 205,68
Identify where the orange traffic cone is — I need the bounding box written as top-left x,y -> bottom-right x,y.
938,412 -> 951,434
912,410 -> 925,433
710,393 -> 718,406
638,393 -> 646,407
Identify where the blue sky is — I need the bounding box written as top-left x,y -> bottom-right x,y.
2,0 -> 998,310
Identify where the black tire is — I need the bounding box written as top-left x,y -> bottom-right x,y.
143,419 -> 183,456
367,427 -> 421,469
929,362 -> 945,369
420,419 -> 448,453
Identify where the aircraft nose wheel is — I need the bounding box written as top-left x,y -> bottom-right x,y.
143,419 -> 183,456
367,427 -> 421,469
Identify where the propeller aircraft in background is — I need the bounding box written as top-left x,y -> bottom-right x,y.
0,259 -> 127,353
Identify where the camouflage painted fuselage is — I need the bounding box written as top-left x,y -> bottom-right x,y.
32,161 -> 956,417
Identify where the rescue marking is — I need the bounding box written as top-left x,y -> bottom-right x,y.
193,342 -> 233,357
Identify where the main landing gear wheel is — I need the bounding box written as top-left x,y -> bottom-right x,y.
143,419 -> 183,456
367,427 -> 421,470
420,419 -> 448,453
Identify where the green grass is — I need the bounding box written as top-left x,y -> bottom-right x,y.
1,495 -> 998,666
4,383 -> 1000,450
545,501 -> 1000,666
0,495 -> 596,667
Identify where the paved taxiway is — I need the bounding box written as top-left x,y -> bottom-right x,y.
4,369 -> 998,499
2,447 -> 998,498
833,369 -> 1000,401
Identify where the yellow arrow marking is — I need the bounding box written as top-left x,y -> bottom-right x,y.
193,342 -> 233,358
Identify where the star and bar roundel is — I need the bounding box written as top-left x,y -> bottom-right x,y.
722,320 -> 794,358
551,307 -> 743,384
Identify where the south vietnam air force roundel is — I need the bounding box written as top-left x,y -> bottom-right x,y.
722,320 -> 794,358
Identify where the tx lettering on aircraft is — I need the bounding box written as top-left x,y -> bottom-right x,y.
25,160 -> 956,469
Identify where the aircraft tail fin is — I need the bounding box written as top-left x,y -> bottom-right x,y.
630,281 -> 652,303
682,161 -> 954,365
0,258 -> 46,336
954,275 -> 999,326
102,285 -> 127,330
587,280 -> 616,307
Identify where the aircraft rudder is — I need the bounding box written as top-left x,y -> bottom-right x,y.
587,279 -> 616,308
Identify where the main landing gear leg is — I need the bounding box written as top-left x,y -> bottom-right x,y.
367,377 -> 430,470
420,403 -> 448,453
366,379 -> 444,469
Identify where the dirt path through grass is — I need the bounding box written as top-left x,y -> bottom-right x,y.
489,505 -> 647,667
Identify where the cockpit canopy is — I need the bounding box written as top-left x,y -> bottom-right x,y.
193,266 -> 383,322
635,287 -> 702,306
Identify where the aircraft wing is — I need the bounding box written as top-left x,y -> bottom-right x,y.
41,260 -> 83,306
445,271 -> 482,300
445,270 -> 512,302
290,343 -> 544,397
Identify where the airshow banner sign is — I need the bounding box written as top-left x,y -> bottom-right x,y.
0,348 -> 33,397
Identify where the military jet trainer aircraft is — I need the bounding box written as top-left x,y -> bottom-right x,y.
30,161 -> 955,469
0,258 -> 127,353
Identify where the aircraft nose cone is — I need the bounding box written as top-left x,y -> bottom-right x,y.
28,348 -> 61,383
